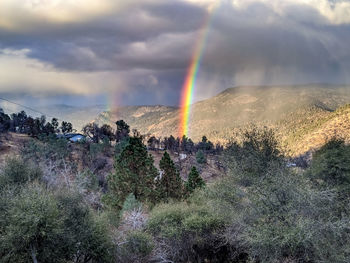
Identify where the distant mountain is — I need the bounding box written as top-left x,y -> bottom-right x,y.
42,104 -> 107,131
94,105 -> 179,136
0,101 -> 107,132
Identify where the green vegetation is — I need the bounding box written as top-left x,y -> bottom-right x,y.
0,157 -> 42,188
308,138 -> 350,192
0,184 -> 113,263
1,112 -> 350,262
156,151 -> 183,202
196,149 -> 206,164
104,136 -> 159,209
185,166 -> 205,194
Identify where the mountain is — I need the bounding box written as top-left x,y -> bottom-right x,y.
93,84 -> 350,155
42,104 -> 107,131
0,102 -> 107,132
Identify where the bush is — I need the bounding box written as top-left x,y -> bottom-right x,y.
121,193 -> 143,214
0,157 -> 42,188
308,139 -> 350,195
115,230 -> 154,263
0,184 -> 66,262
147,200 -> 226,262
126,231 -> 154,257
0,184 -> 114,263
224,126 -> 284,186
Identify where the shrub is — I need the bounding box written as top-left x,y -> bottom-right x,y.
121,193 -> 143,214
224,126 -> 284,186
115,230 -> 154,263
0,157 -> 42,188
125,231 -> 154,257
0,184 -> 65,262
308,139 -> 350,195
0,184 -> 114,263
147,200 -> 226,262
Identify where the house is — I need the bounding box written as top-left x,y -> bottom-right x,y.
58,133 -> 87,142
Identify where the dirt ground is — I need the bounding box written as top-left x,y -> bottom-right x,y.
0,132 -> 32,164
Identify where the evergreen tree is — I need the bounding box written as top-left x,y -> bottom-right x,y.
196,150 -> 207,164
185,166 -> 205,194
157,151 -> 183,202
106,137 -> 158,209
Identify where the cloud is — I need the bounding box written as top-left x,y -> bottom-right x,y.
0,0 -> 350,105
0,48 -> 127,95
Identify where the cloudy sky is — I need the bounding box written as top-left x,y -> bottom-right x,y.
1,0 -> 350,108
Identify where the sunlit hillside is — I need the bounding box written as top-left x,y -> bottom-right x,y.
93,84 -> 350,155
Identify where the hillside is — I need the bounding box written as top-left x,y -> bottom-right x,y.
280,104 -> 350,155
94,84 -> 350,155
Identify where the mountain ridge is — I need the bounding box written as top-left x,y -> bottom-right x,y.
92,84 -> 350,155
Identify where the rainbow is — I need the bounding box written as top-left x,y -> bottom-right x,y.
179,3 -> 218,137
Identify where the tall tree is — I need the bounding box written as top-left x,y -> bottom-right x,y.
106,137 -> 158,209
0,109 -> 11,133
185,166 -> 205,194
82,123 -> 101,143
147,136 -> 158,150
51,118 -> 59,133
11,110 -> 27,133
61,121 -> 73,134
157,152 -> 183,202
100,124 -> 115,143
115,120 -> 130,142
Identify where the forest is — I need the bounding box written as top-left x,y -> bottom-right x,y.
0,108 -> 349,263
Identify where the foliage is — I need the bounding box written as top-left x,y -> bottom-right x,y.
0,157 -> 42,188
185,166 -> 205,195
0,108 -> 11,132
82,123 -> 102,143
308,138 -> 350,197
196,149 -> 207,164
224,126 -> 283,186
100,124 -> 115,142
105,137 -> 159,210
21,136 -> 71,164
0,184 -> 113,263
114,137 -> 129,157
60,121 -> 73,134
120,193 -> 143,215
55,190 -> 113,263
115,119 -> 130,142
148,199 -> 226,262
156,151 -> 183,202
0,184 -> 66,262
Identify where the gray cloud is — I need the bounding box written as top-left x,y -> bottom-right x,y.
0,0 -> 350,106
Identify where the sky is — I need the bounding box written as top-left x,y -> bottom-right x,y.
1,0 -> 350,108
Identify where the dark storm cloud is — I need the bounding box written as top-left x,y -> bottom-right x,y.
0,0 -> 350,105
0,0 -> 205,72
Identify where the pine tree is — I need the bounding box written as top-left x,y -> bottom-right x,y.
196,150 -> 206,164
185,166 -> 205,194
106,137 -> 159,209
157,151 -> 183,202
